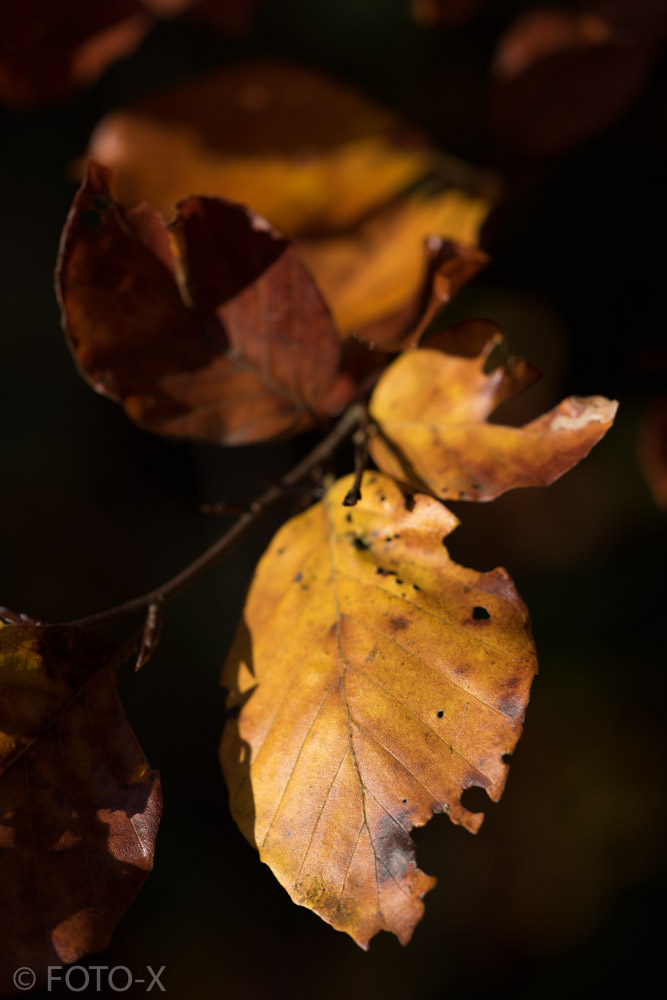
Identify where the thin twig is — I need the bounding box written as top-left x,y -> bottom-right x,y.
343,408 -> 370,506
64,405 -> 363,630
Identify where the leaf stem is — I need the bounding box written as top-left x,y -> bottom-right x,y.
343,408 -> 369,506
63,405 -> 364,630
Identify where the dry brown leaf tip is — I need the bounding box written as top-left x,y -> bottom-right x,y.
220,472 -> 537,948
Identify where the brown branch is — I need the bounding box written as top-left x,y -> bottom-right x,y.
343,408 -> 370,506
63,404 -> 363,630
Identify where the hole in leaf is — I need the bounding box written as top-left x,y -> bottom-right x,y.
483,337 -> 509,374
473,606 -> 490,620
352,537 -> 369,551
460,786 -> 491,814
437,710 -> 444,718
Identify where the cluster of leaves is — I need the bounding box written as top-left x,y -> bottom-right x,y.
0,56 -> 618,995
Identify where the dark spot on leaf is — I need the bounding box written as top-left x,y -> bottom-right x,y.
352,536 -> 369,551
277,547 -> 285,555
437,710 -> 444,718
390,615 -> 409,631
395,579 -> 403,585
413,583 -> 421,591
294,572 -> 303,583
374,814 -> 415,886
498,696 -> 524,720
81,209 -> 102,228
402,798 -> 407,803
473,606 -> 490,620
403,493 -> 415,511
345,513 -> 352,523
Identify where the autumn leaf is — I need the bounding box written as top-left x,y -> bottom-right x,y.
298,199 -> 489,346
220,472 -> 537,948
368,320 -> 619,502
491,5 -> 660,157
56,162 -> 352,445
82,60 -> 493,347
84,60 -> 433,235
0,623 -> 160,994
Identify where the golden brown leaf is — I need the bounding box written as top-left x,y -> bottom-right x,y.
0,624 -> 160,993
82,61 -> 492,344
85,60 -> 432,235
298,194 -> 489,344
369,320 -> 618,501
56,162 -> 352,445
221,472 -> 537,948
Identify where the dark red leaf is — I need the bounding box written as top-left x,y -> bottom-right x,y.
0,625 -> 161,994
56,163 -> 353,445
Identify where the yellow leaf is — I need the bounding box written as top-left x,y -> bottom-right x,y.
369,320 -> 619,501
86,60 -> 432,234
82,61 -> 494,343
299,188 -> 488,337
220,472 -> 537,947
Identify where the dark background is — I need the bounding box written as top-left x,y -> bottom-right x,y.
1,0 -> 665,996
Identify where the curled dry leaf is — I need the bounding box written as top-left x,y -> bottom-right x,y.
369,320 -> 618,501
221,472 -> 537,948
0,624 -> 161,994
83,60 -> 492,347
492,5 -> 659,157
57,162 -> 352,445
299,201 -> 489,347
